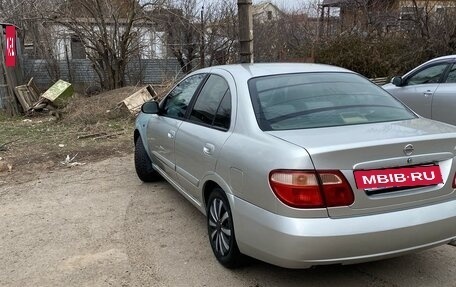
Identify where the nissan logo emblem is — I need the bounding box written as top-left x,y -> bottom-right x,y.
404,144 -> 414,156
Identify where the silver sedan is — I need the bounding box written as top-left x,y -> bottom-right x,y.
383,55 -> 456,125
134,63 -> 456,269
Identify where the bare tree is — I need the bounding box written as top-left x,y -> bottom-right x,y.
314,0 -> 456,78
149,0 -> 238,74
156,0 -> 200,74
203,0 -> 238,66
49,0 -> 160,90
253,17 -> 286,62
0,0 -> 62,81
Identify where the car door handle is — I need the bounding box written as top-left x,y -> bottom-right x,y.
424,90 -> 434,97
203,143 -> 215,155
167,130 -> 176,139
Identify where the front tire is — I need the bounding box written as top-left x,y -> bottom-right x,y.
207,188 -> 244,268
134,136 -> 161,182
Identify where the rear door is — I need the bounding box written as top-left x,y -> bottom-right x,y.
147,74 -> 206,176
174,72 -> 234,203
432,63 -> 456,125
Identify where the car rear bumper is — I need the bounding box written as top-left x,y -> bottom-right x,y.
230,196 -> 456,269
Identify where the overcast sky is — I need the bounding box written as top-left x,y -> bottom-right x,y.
163,0 -> 321,14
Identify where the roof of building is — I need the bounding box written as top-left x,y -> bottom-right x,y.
0,22 -> 19,29
252,1 -> 283,16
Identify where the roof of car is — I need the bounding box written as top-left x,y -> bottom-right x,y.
399,55 -> 456,78
427,55 -> 456,62
196,63 -> 353,79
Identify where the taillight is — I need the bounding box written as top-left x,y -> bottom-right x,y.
269,170 -> 354,208
269,171 -> 324,208
453,173 -> 456,188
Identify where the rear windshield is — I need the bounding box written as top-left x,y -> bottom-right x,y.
248,72 -> 416,131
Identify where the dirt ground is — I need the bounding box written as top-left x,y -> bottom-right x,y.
1,87 -> 456,286
0,87 -> 140,185
1,155 -> 456,287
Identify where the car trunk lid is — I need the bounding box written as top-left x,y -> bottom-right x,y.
267,119 -> 456,218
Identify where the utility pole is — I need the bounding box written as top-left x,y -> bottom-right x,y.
237,0 -> 253,63
200,5 -> 205,68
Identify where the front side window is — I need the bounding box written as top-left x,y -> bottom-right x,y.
248,72 -> 416,131
162,74 -> 206,118
406,63 -> 448,86
190,74 -> 231,130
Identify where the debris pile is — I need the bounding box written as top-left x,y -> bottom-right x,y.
60,154 -> 86,168
1,83 -> 161,175
15,79 -> 73,117
0,157 -> 12,172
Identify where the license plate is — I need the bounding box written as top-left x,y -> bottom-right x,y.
354,165 -> 443,189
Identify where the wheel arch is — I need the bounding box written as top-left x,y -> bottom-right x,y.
134,112 -> 150,147
134,129 -> 140,145
202,174 -> 234,211
134,128 -> 154,162
203,180 -> 220,209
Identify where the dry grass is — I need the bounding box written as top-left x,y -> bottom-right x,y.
0,86 -> 149,182
62,86 -> 142,125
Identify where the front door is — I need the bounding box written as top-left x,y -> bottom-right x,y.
432,63 -> 456,125
393,63 -> 448,118
147,73 -> 207,177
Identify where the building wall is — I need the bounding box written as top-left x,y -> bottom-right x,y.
23,58 -> 181,91
47,24 -> 168,61
252,3 -> 283,23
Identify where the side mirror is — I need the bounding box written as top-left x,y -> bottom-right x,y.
141,101 -> 159,114
392,76 -> 404,87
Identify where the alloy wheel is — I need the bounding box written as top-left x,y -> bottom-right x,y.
208,198 -> 232,256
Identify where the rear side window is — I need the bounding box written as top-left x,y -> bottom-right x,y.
190,74 -> 231,130
213,92 -> 231,130
248,72 -> 416,131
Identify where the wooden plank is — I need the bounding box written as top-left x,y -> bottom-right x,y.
120,85 -> 157,114
77,132 -> 107,139
27,77 -> 41,102
14,85 -> 34,111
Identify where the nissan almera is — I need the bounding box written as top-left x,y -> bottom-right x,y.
134,63 -> 456,269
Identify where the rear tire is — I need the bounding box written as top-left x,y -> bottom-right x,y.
134,136 -> 161,182
207,188 -> 244,268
